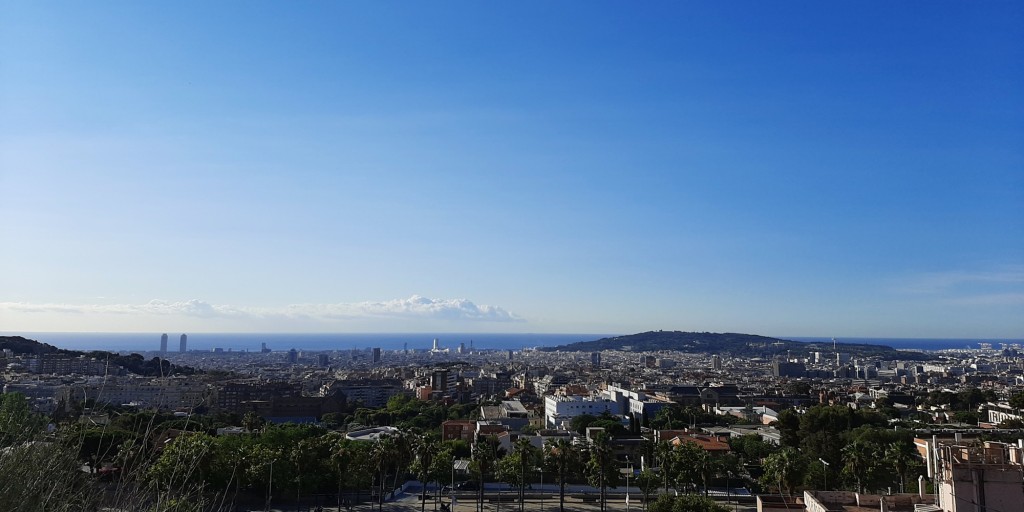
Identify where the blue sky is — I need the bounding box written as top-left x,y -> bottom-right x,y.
2,2 -> 1022,337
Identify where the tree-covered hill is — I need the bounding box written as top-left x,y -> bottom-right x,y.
0,335 -> 197,376
540,330 -> 925,359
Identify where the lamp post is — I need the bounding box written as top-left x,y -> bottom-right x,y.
625,457 -> 632,512
266,459 -> 274,512
534,466 -> 544,512
819,458 -> 830,491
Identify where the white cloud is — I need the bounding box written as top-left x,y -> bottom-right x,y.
0,295 -> 523,323
283,295 -> 522,321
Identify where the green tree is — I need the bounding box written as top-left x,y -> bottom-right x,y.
410,435 -> 438,512
371,435 -> 396,511
729,434 -> 775,462
73,426 -> 136,473
1008,391 -> 1024,411
545,438 -> 579,512
430,446 -> 456,510
761,447 -> 807,496
570,414 -> 598,434
672,442 -> 704,494
584,431 -> 620,512
148,432 -> 216,507
242,411 -> 264,433
654,440 -> 677,493
0,393 -> 42,448
497,437 -> 541,512
635,468 -> 661,511
884,441 -> 917,493
647,493 -> 729,512
471,436 -> 500,512
841,439 -> 875,493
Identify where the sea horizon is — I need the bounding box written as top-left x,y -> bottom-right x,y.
4,331 -> 1024,354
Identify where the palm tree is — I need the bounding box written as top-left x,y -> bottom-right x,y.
372,435 -> 395,512
694,449 -> 715,496
884,441 -> 915,493
654,441 -> 675,493
585,431 -> 618,512
472,436 -> 499,512
762,447 -> 807,496
390,430 -> 414,501
842,440 -> 873,493
512,437 -> 539,512
412,436 -> 437,512
545,438 -> 578,512
330,440 -> 349,512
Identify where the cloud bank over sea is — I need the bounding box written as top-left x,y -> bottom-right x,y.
0,295 -> 523,332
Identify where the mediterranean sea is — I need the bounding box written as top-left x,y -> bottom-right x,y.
4,332 -> 614,353
5,332 -> 1022,354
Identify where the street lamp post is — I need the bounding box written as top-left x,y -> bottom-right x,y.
819,458 -> 830,491
538,467 -> 544,512
266,460 -> 274,512
625,457 -> 632,512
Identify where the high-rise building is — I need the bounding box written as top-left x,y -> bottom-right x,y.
317,354 -> 329,367
287,348 -> 298,363
712,355 -> 722,371
160,333 -> 168,353
590,352 -> 601,369
372,347 -> 381,363
179,334 -> 187,353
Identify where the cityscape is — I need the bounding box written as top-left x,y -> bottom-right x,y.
3,330 -> 1024,512
2,2 -> 1021,512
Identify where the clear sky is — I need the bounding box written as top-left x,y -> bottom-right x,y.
1,2 -> 1022,338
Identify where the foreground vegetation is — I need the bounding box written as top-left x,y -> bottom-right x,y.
3,389 -> 1023,511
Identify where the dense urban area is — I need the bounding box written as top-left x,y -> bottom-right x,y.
2,331 -> 1024,512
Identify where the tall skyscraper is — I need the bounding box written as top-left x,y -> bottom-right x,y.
712,355 -> 722,371
287,348 -> 298,363
160,333 -> 168,353
179,334 -> 187,353
372,347 -> 381,363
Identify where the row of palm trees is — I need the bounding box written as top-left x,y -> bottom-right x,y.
761,439 -> 921,496
399,431 -> 744,512
373,430 -> 925,512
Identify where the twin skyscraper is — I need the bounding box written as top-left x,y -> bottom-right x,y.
159,333 -> 187,353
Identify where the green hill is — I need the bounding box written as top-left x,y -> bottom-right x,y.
541,330 -> 923,359
0,335 -> 198,376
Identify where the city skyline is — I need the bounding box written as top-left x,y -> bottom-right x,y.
2,3 -> 1022,338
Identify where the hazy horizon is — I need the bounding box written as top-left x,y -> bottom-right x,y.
2,3 -> 1021,338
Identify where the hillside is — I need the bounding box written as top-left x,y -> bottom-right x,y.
0,335 -> 198,376
541,330 -> 923,359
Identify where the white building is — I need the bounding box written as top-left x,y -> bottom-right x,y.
544,395 -> 616,429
